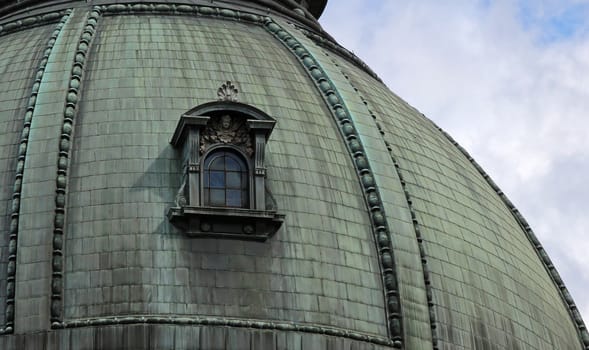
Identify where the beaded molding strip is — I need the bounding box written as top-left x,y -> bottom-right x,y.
60,315 -> 391,345
324,55 -> 439,348
262,17 -> 404,348
299,28 -> 383,84
0,10 -> 70,38
1,10 -> 72,335
50,6 -> 101,327
436,124 -> 589,349
315,48 -> 438,348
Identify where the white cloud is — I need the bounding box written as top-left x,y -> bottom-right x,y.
321,0 -> 589,329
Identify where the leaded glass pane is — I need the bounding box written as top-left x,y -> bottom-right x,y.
203,149 -> 248,208
210,189 -> 225,206
209,156 -> 225,170
226,157 -> 240,171
209,171 -> 225,188
227,172 -> 241,188
227,190 -> 242,207
203,188 -> 209,203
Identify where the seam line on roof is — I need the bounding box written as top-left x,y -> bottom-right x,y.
297,26 -> 383,84
263,16 -> 404,348
0,9 -> 72,336
433,122 -> 589,350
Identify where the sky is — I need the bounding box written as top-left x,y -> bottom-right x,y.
320,0 -> 589,327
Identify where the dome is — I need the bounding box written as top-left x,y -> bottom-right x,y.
0,1 -> 586,349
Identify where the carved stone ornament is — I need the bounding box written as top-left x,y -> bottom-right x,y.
200,114 -> 253,156
217,81 -> 239,102
175,176 -> 188,207
168,100 -> 283,242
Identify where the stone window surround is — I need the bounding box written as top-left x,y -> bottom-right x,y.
167,101 -> 284,241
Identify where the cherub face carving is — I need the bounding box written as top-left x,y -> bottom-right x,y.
221,114 -> 231,129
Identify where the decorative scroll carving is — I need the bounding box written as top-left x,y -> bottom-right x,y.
175,176 -> 187,207
217,81 -> 239,102
200,115 -> 253,156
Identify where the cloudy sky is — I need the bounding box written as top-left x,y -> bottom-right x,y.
320,0 -> 589,325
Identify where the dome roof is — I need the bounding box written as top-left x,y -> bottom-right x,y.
0,1 -> 586,349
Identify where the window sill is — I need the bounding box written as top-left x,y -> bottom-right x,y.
167,206 -> 285,241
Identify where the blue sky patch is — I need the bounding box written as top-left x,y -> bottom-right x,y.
517,1 -> 589,43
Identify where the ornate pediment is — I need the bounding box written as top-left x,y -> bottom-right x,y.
200,114 -> 253,156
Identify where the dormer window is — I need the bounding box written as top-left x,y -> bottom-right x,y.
167,82 -> 284,241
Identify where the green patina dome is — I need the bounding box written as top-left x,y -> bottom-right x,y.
0,1 -> 586,349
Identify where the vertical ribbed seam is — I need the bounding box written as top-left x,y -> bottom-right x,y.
50,6 -> 102,328
262,17 -> 404,348
319,53 -> 439,349
1,9 -> 72,335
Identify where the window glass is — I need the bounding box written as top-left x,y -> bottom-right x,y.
226,190 -> 242,207
203,150 -> 248,208
226,172 -> 241,188
210,189 -> 225,206
225,157 -> 240,171
210,156 -> 225,170
209,171 -> 225,188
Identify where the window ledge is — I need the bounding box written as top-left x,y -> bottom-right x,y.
167,206 -> 285,241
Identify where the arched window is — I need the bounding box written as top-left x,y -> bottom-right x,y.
203,150 -> 249,208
